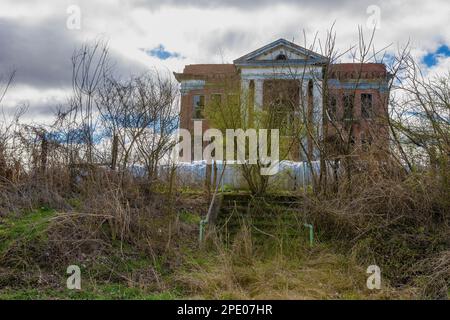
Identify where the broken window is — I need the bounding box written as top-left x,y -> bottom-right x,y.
343,94 -> 354,120
193,95 -> 205,119
361,93 -> 373,119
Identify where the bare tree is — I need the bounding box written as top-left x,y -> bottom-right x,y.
390,56 -> 449,177
0,70 -> 27,184
70,39 -> 110,164
96,71 -> 179,180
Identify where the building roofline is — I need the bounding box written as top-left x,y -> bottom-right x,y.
233,38 -> 328,65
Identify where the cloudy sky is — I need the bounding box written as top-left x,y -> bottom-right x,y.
0,0 -> 449,123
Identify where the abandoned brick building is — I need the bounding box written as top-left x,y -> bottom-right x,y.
174,39 -> 390,162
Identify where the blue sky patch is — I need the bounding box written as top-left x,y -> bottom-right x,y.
144,45 -> 181,60
423,44 -> 450,67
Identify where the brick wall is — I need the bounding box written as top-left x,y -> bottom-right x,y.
175,64 -> 239,135
175,62 -> 391,161
325,63 -> 390,156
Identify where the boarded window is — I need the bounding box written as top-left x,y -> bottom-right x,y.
193,95 -> 205,119
361,93 -> 373,119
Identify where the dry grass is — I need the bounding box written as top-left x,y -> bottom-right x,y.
0,167 -> 207,296
302,168 -> 449,299
175,236 -> 415,299
0,164 -> 447,300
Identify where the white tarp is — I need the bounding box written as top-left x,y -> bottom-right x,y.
159,160 -> 323,191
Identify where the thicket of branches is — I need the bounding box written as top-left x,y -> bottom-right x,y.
0,41 -> 199,294
202,28 -> 449,297
0,41 -> 180,201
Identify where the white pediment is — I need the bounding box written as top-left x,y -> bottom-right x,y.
234,38 -> 327,66
253,45 -> 310,61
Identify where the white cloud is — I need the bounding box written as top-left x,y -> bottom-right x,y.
0,0 -> 448,120
426,56 -> 450,79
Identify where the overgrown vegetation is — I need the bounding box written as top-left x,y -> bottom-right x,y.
0,170 -> 447,299
0,29 -> 449,299
0,184 -> 417,299
302,169 -> 449,299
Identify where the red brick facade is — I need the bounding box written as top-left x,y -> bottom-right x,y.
325,63 -> 390,157
174,61 -> 390,161
174,64 -> 239,135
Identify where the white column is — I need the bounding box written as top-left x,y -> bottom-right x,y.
313,79 -> 323,136
299,79 -> 309,161
312,79 -> 323,161
240,79 -> 250,125
300,80 -> 309,117
241,79 -> 250,92
254,79 -> 264,110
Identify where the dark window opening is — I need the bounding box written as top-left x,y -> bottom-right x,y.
275,53 -> 287,60
193,95 -> 205,119
248,80 -> 255,122
273,100 -> 295,136
361,132 -> 373,151
263,79 -> 299,136
361,93 -> 373,119
248,80 -> 255,107
343,94 -> 354,121
350,135 -> 356,146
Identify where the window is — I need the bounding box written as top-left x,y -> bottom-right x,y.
328,95 -> 337,121
210,94 -> 222,107
276,53 -> 287,60
361,93 -> 373,119
361,132 -> 373,151
227,94 -> 239,108
343,94 -> 354,120
272,99 -> 295,136
193,95 -> 205,119
350,134 -> 356,147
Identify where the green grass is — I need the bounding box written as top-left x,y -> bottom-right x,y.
0,204 -> 420,300
0,207 -> 55,256
67,198 -> 82,210
0,285 -> 179,300
179,210 -> 201,224
173,241 -> 415,300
